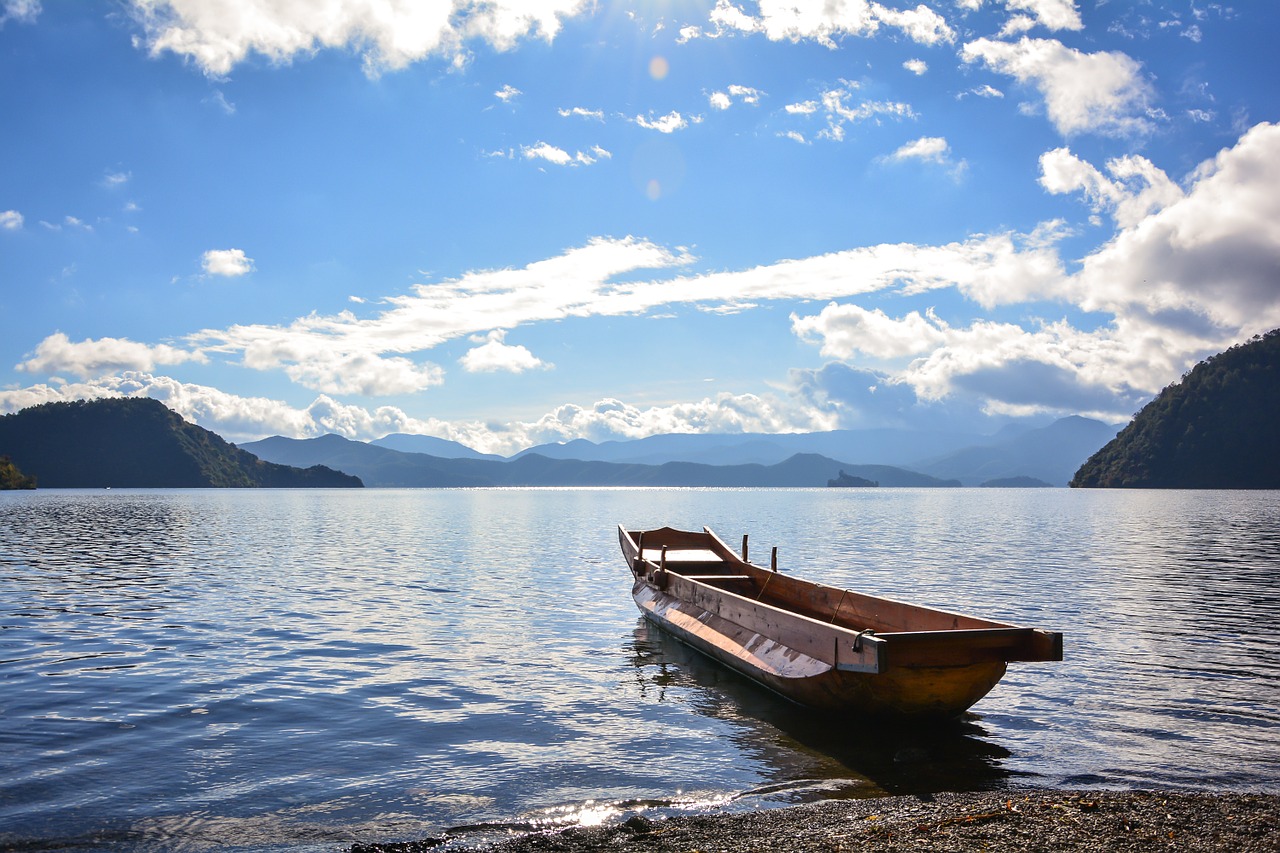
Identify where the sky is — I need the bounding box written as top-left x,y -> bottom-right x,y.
1,0 -> 1278,455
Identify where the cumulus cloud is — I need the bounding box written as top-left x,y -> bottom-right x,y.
202,248 -> 254,276
1039,147 -> 1183,228
126,0 -> 591,77
903,58 -> 927,75
962,37 -> 1153,136
494,83 -> 521,102
16,332 -> 207,378
788,123 -> 1280,422
460,330 -> 550,373
1068,122 -> 1280,338
1004,1 -> 1084,32
0,209 -> 22,230
706,0 -> 954,47
0,370 -> 827,454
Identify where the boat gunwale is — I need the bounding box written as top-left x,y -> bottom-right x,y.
621,524 -> 1048,639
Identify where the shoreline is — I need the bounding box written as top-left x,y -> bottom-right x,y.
352,790 -> 1279,852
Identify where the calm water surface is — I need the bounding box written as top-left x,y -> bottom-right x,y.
1,488 -> 1277,851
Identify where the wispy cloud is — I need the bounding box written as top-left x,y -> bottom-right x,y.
558,106 -> 603,121
785,81 -> 915,142
494,84 -> 522,103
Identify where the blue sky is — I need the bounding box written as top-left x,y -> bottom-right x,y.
2,0 -> 1277,454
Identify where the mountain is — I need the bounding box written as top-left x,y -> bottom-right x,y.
911,416 -> 1122,486
1072,330 -> 1280,488
371,432 -> 504,460
241,434 -> 961,488
515,427 -> 992,467
0,398 -> 363,488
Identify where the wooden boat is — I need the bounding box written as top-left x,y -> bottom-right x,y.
619,525 -> 1063,720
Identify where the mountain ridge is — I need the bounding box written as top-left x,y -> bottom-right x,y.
0,398 -> 363,488
241,435 -> 963,488
1072,330 -> 1280,488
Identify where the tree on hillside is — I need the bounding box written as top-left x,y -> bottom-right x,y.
0,455 -> 36,489
1072,330 -> 1280,488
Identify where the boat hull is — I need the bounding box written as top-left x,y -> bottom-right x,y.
621,524 -> 1061,720
634,579 -> 1008,719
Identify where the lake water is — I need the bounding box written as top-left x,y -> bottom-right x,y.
2,488 -> 1277,851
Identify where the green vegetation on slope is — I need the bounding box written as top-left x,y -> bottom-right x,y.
0,455 -> 36,489
0,397 -> 362,488
1072,330 -> 1280,488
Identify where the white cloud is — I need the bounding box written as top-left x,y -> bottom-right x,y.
494,83 -> 521,102
202,248 -> 254,276
1069,122 -> 1280,337
1000,0 -> 1082,32
558,106 -> 603,121
0,209 -> 22,230
708,84 -> 763,110
281,350 -> 444,396
888,136 -> 950,163
786,81 -> 915,142
706,0 -> 954,47
16,332 -> 207,378
0,370 -> 828,454
961,37 -> 1152,136
1039,147 -> 1183,229
903,58 -> 927,75
460,329 -> 550,373
792,305 -> 949,359
632,111 -> 695,133
102,170 -> 131,188
789,123 -> 1280,421
960,84 -> 1004,99
205,88 -> 236,114
520,141 -> 603,167
0,0 -> 40,27
126,0 -> 591,77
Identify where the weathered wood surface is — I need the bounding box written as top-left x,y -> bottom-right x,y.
618,524 -> 1063,719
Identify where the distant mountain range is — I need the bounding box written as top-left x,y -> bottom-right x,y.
1073,329 -> 1280,488
241,434 -> 963,488
0,398 -> 363,488
240,415 -> 1119,488
0,397 -> 1124,491
494,417 -> 1118,486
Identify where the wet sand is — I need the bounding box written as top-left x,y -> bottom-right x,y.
352,790 -> 1278,852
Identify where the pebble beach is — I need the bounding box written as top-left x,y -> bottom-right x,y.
352,790 -> 1279,852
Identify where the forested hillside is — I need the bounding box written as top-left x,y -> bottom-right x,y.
0,398 -> 362,488
1072,330 -> 1280,488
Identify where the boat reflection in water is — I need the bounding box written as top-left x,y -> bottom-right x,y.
625,620 -> 1015,803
